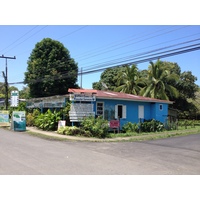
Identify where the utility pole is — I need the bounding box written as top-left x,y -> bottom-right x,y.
80,67 -> 83,88
0,55 -> 16,110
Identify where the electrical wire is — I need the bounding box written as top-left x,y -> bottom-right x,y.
73,25 -> 180,59
0,26 -> 39,53
81,45 -> 200,75
80,32 -> 200,68
80,39 -> 200,72
3,26 -> 48,54
76,26 -> 191,62
8,43 -> 200,85
57,25 -> 88,40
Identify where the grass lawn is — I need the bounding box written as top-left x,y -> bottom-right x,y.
2,125 -> 200,142
107,126 -> 200,141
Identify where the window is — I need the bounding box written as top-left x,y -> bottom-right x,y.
115,105 -> 126,119
118,105 -> 123,118
159,104 -> 163,111
96,102 -> 104,117
138,105 -> 144,119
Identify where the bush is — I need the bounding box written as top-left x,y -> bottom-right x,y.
26,113 -> 35,126
80,116 -> 109,138
122,119 -> 164,133
57,126 -> 92,137
26,109 -> 40,127
140,119 -> 164,132
34,109 -> 61,131
122,122 -> 139,133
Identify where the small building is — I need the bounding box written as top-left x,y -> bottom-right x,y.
68,88 -> 173,128
26,88 -> 173,129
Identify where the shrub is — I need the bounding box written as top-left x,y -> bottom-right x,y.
26,113 -> 34,126
122,122 -> 139,133
34,109 -> 61,131
57,126 -> 92,137
122,119 -> 164,133
80,116 -> 109,138
26,109 -> 41,127
140,119 -> 164,132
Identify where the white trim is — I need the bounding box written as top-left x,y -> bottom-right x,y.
138,105 -> 144,119
96,102 -> 104,118
122,105 -> 126,119
115,104 -> 127,119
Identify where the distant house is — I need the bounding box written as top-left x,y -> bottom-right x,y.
68,88 -> 173,128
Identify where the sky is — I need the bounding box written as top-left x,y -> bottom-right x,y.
0,25 -> 199,91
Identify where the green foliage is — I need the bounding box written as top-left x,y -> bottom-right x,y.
122,119 -> 164,133
93,66 -> 126,90
80,116 -> 109,138
59,101 -> 71,125
178,119 -> 200,128
115,64 -> 145,95
57,126 -> 92,137
140,119 -> 164,132
34,109 -> 61,131
139,60 -> 179,100
19,86 -> 30,99
26,113 -> 35,126
26,109 -> 40,126
24,38 -> 78,98
122,122 -> 139,133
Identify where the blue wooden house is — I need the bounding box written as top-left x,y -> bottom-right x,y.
68,88 -> 173,128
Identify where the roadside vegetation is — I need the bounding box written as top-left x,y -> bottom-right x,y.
25,108 -> 200,139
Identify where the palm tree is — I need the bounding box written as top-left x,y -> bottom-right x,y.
140,60 -> 179,100
115,64 -> 144,95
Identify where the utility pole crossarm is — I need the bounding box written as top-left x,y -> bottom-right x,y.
0,55 -> 16,59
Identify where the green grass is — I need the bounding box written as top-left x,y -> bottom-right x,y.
108,126 -> 200,141
2,125 -> 200,142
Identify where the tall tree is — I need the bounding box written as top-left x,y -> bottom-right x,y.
19,86 -> 30,99
24,38 -> 78,98
140,60 -> 179,100
93,66 -> 126,90
114,64 -> 144,95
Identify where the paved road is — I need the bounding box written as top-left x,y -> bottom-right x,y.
0,128 -> 200,174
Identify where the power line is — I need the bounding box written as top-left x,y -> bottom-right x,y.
81,45 -> 200,75
80,39 -> 200,72
80,32 -> 200,68
57,25 -> 88,40
0,26 -> 39,53
76,26 -> 190,61
3,26 -> 48,54
8,43 -> 200,86
73,25 -> 178,59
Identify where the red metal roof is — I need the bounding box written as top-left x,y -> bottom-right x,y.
68,88 -> 173,104
68,88 -> 97,94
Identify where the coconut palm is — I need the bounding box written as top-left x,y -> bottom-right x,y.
115,64 -> 145,95
140,60 -> 179,100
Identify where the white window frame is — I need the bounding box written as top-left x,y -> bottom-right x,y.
138,105 -> 144,119
96,102 -> 104,117
115,104 -> 126,119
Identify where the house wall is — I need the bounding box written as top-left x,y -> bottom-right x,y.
95,99 -> 168,129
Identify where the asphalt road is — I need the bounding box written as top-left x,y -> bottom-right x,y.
0,128 -> 200,175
